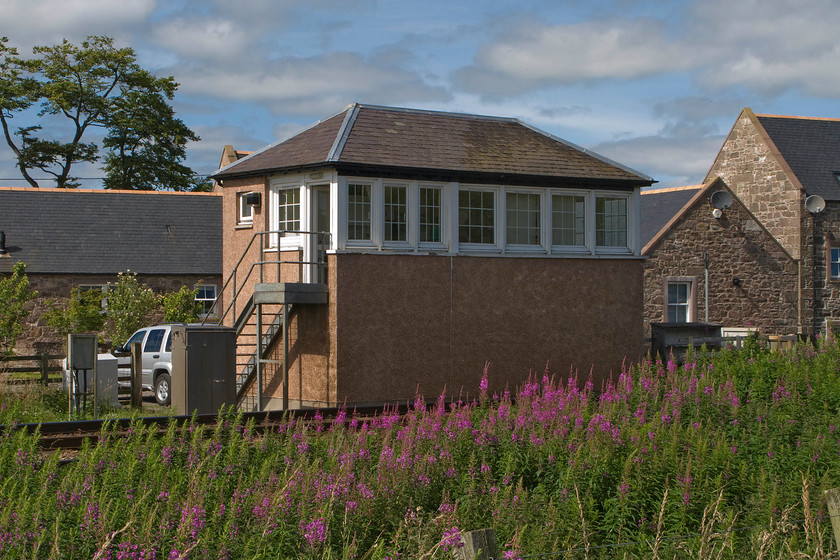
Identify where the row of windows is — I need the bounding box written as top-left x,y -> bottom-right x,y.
341,181 -> 632,253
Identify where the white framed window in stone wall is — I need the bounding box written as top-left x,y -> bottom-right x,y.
665,277 -> 696,323
79,284 -> 108,310
195,284 -> 218,318
831,248 -> 840,279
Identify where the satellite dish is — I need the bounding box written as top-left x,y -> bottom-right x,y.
805,194 -> 826,214
710,190 -> 733,210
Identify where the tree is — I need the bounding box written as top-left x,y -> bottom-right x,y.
104,271 -> 158,347
0,35 -> 201,190
161,285 -> 202,323
0,262 -> 35,356
42,287 -> 106,338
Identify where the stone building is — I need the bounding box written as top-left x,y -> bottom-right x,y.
212,103 -> 655,410
641,179 -> 798,338
0,187 -> 223,354
642,108 -> 840,340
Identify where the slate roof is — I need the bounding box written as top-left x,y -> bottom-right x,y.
756,114 -> 840,201
214,104 -> 654,188
0,188 -> 222,275
640,185 -> 703,248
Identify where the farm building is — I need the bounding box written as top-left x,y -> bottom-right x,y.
0,187 -> 223,354
642,108 -> 840,341
212,103 -> 654,410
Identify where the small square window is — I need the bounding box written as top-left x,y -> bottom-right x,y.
238,192 -> 255,225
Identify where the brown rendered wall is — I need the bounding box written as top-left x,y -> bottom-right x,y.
328,253 -> 644,404
14,273 -> 222,355
643,194 -> 799,339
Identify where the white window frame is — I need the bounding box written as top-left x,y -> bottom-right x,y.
665,277 -> 695,323
549,190 -> 590,253
78,284 -> 108,310
344,179 -> 376,248
504,188 -> 546,252
457,185 -> 500,251
831,247 -> 840,279
594,192 -> 634,254
417,183 -> 447,251
237,192 -> 255,226
269,182 -> 304,249
195,284 -> 218,318
383,181 -> 411,249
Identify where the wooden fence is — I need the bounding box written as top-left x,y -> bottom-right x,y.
0,353 -> 64,385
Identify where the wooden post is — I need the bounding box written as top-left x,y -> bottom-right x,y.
40,352 -> 49,385
455,529 -> 498,560
825,488 -> 840,553
131,342 -> 142,409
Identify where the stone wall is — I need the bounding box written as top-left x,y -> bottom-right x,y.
643,189 -> 799,339
14,273 -> 222,356
704,111 -> 803,260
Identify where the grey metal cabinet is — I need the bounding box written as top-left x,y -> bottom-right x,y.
170,325 -> 236,414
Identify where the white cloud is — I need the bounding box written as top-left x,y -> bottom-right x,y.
456,0 -> 840,99
456,19 -> 695,95
152,18 -> 254,62
173,52 -> 450,115
0,0 -> 156,49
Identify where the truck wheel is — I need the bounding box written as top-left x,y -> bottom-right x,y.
154,373 -> 171,406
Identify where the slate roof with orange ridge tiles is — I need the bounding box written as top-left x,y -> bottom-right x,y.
214,104 -> 654,188
640,185 -> 704,248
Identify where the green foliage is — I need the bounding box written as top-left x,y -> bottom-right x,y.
0,261 -> 35,356
161,285 -> 202,323
0,35 -> 200,190
104,271 -> 158,347
42,286 -> 105,339
3,342 -> 840,557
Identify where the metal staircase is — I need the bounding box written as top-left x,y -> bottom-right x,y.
204,230 -> 329,411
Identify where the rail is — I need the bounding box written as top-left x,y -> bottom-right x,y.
202,229 -> 331,327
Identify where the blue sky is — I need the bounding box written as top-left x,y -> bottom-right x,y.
1,0 -> 839,189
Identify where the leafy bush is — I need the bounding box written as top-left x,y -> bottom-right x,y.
161,285 -> 202,324
0,261 -> 35,356
103,271 -> 158,347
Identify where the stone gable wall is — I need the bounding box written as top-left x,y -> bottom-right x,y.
704,113 -> 803,260
644,194 -> 799,339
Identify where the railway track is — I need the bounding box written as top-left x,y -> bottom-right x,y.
3,402 -> 420,455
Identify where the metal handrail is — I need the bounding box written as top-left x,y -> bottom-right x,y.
202,230 -> 331,327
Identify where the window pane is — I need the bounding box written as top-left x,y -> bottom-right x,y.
506,192 -> 541,245
384,184 -> 408,242
832,248 -> 840,278
419,187 -> 442,243
277,188 -> 300,237
667,282 -> 691,323
144,329 -> 165,352
552,194 -> 586,246
459,190 -> 495,244
347,183 -> 372,241
596,196 -> 628,247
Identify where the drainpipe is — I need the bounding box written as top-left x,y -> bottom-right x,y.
703,252 -> 709,322
813,211 -> 820,340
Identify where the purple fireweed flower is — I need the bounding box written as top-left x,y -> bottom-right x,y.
440,527 -> 464,552
300,517 -> 327,548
